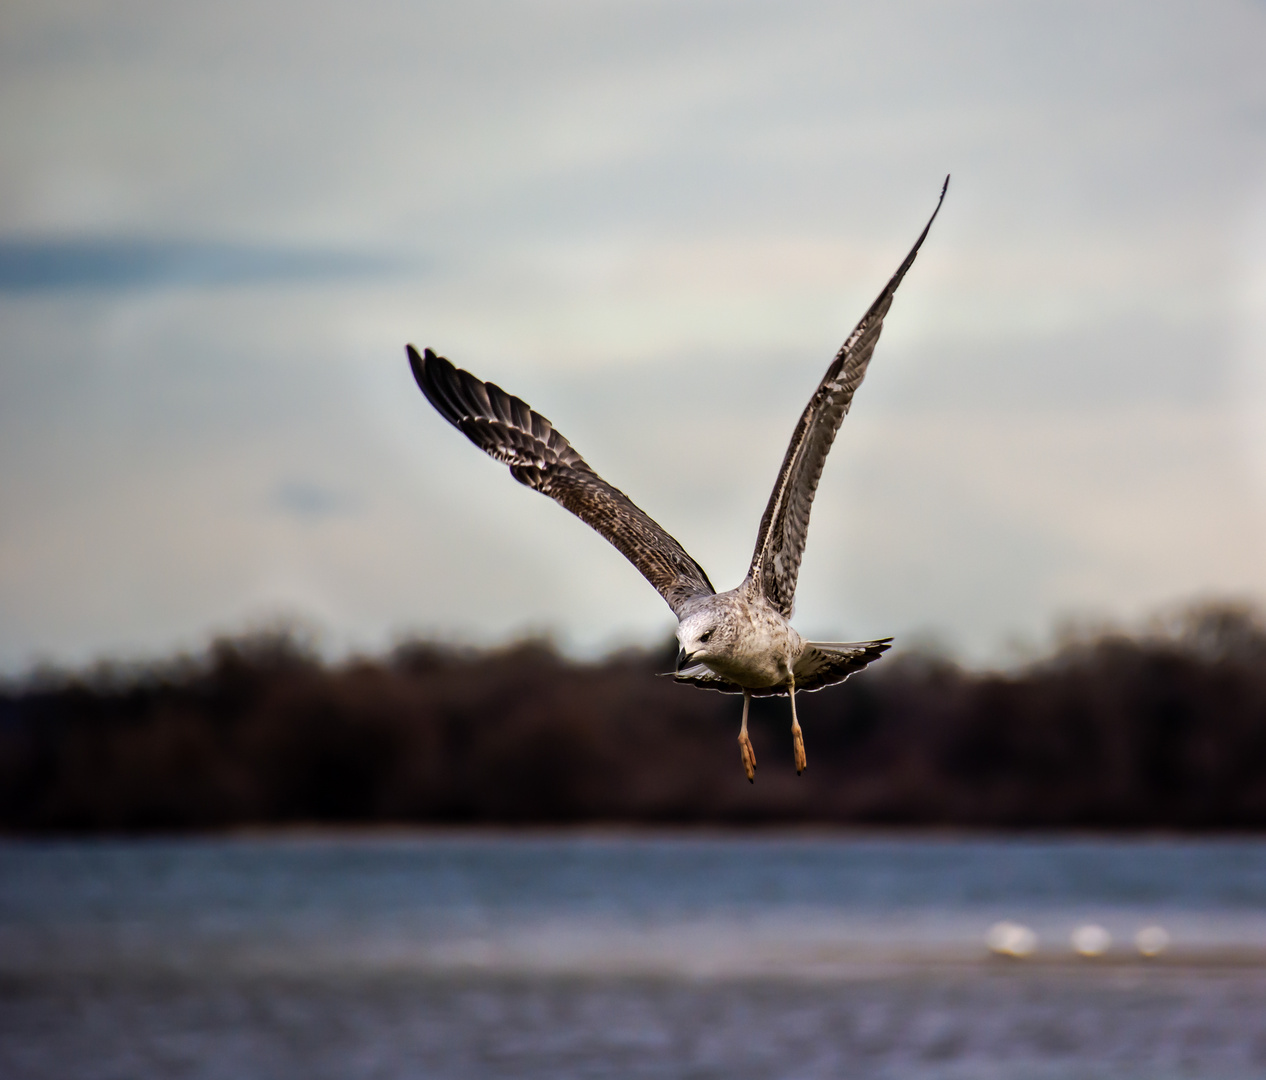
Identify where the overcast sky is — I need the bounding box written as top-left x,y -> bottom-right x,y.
1,0 -> 1265,671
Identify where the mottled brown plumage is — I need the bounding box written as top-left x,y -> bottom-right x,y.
409,345 -> 715,617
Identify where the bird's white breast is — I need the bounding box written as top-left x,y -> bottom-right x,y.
697,590 -> 804,688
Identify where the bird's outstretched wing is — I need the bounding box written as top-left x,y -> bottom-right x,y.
408,345 -> 715,616
747,177 -> 948,617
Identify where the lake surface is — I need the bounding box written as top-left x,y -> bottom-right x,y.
3,832 -> 1266,1078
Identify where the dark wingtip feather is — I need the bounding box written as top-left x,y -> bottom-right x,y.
405,344 -> 438,397
406,343 -> 424,383
406,344 -> 467,427
906,176 -> 949,265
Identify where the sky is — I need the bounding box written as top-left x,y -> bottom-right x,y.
1,0 -> 1265,671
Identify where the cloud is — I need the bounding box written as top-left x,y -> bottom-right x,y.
0,238 -> 412,292
270,479 -> 360,521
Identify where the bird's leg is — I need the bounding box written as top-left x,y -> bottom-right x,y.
789,677 -> 806,774
738,690 -> 756,783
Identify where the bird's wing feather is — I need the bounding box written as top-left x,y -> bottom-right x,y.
747,177 -> 948,616
408,345 -> 715,616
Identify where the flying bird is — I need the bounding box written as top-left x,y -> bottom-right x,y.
407,177 -> 947,782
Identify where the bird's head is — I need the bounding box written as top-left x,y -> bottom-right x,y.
675,608 -> 735,672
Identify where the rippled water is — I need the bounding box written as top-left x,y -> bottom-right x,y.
3,833 -> 1266,1078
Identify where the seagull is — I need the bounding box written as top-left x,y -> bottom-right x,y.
407,177 -> 947,782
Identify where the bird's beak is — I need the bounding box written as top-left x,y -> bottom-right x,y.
676,648 -> 696,672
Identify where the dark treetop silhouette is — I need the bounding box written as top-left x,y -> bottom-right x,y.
5,601 -> 1266,832
408,178 -> 949,782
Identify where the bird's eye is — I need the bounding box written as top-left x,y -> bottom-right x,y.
700,630 -> 713,643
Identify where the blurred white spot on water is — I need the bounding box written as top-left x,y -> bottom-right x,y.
1136,925 -> 1171,957
1071,923 -> 1112,956
987,921 -> 1037,957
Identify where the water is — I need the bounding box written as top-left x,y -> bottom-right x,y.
3,832 -> 1266,1078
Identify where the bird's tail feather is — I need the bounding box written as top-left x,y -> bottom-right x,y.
671,636 -> 892,696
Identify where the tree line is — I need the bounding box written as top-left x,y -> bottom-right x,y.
3,602 -> 1265,831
